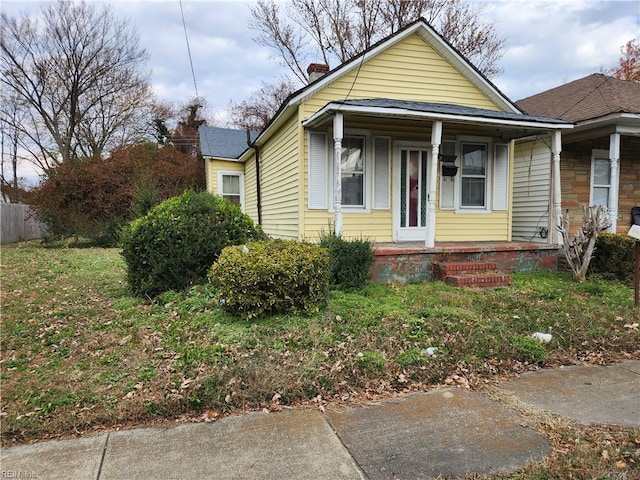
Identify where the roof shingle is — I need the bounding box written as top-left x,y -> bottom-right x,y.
516,73 -> 640,123
198,126 -> 259,159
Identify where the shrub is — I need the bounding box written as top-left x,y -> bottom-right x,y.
588,233 -> 634,284
29,143 -> 205,245
209,240 -> 329,318
319,233 -> 374,289
121,191 -> 264,297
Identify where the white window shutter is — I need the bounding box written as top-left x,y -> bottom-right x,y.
308,132 -> 328,209
439,140 -> 456,210
373,137 -> 390,209
493,143 -> 509,211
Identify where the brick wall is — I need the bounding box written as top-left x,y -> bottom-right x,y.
562,135 -> 639,235
370,245 -> 559,284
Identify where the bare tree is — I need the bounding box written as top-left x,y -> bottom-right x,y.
558,205 -> 612,283
249,0 -> 504,84
0,96 -> 21,190
229,78 -> 297,131
1,1 -> 157,170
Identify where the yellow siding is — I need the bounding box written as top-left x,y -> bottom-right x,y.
303,210 -> 394,242
301,33 -> 499,118
259,113 -> 300,239
206,159 -> 244,195
296,33 -> 509,242
435,212 -> 510,241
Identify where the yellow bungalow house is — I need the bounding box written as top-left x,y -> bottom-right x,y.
200,18 -> 572,284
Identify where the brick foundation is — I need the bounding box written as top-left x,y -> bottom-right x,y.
370,242 -> 559,284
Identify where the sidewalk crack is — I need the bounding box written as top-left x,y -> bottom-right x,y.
96,432 -> 111,480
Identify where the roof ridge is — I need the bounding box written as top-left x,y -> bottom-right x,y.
555,74 -> 612,119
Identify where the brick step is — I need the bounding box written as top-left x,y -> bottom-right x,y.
444,272 -> 511,288
435,261 -> 498,279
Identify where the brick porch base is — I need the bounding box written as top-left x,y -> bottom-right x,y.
370,241 -> 560,284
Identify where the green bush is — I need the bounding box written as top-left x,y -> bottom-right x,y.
121,191 -> 264,297
589,233 -> 634,284
319,233 -> 374,289
209,240 -> 329,318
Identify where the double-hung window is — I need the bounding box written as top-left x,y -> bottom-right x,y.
341,136 -> 365,207
218,171 -> 244,210
591,151 -> 610,208
460,142 -> 488,208
308,131 -> 389,211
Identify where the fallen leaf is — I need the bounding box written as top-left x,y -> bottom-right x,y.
179,379 -> 193,390
616,460 -> 628,469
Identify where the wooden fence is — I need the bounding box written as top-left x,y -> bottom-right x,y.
1,203 -> 46,244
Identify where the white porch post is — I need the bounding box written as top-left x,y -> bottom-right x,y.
551,130 -> 563,245
333,112 -> 344,236
426,120 -> 442,248
608,132 -> 620,233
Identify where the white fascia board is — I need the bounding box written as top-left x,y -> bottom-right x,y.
204,155 -> 245,163
302,102 -> 573,131
578,113 -> 640,132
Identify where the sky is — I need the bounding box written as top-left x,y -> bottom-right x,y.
1,0 -> 639,183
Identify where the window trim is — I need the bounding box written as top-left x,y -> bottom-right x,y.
340,135 -> 366,208
217,170 -> 245,211
590,149 -> 610,208
328,130 -> 372,213
457,137 -> 491,212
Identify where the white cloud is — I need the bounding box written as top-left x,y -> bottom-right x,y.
3,0 -> 638,115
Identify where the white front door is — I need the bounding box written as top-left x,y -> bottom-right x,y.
395,147 -> 430,241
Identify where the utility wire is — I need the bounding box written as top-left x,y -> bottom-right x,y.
179,0 -> 199,98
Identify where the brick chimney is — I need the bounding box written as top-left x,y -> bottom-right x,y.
307,63 -> 329,83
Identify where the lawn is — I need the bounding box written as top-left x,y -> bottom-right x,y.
1,243 -> 639,477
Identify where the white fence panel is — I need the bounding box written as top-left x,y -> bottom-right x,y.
1,203 -> 46,244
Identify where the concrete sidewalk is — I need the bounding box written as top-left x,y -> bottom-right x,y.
2,360 -> 639,480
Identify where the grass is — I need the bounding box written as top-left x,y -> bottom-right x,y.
1,243 -> 639,478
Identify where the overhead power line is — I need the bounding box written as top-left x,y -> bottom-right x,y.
179,0 -> 199,98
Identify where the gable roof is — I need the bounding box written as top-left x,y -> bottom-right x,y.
199,126 -> 259,160
516,73 -> 640,123
245,17 -> 523,156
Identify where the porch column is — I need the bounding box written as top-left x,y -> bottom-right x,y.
426,120 -> 442,248
551,130 -> 563,245
333,112 -> 344,236
608,132 -> 620,233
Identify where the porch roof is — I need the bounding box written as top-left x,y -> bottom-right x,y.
302,99 -> 572,139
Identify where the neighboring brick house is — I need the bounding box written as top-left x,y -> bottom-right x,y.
514,74 -> 640,239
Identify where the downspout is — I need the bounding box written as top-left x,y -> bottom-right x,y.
248,130 -> 262,225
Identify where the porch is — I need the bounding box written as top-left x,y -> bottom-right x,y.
370,241 -> 560,284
